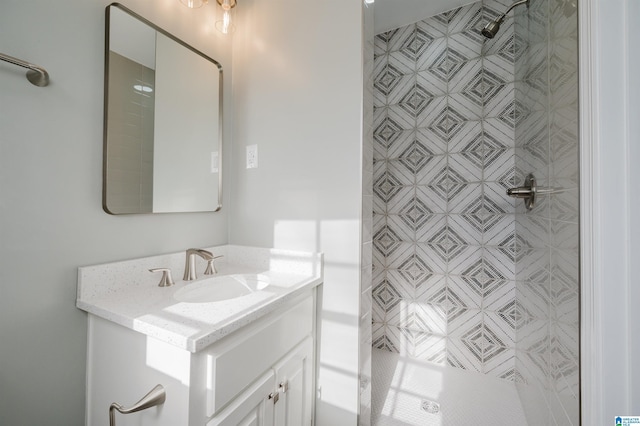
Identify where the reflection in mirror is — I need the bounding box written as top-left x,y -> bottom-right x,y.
104,3 -> 222,214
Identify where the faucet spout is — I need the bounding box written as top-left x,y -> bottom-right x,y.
183,248 -> 214,281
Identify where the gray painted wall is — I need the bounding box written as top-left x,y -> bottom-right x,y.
360,2 -> 375,423
0,1 -> 232,424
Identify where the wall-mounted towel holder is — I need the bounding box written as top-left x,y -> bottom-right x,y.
109,384 -> 166,426
0,52 -> 49,87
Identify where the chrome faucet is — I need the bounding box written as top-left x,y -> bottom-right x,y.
183,248 -> 221,281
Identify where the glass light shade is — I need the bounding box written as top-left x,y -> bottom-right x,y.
215,0 -> 236,34
180,0 -> 207,8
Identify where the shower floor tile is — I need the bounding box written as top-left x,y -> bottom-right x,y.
371,348 -> 528,426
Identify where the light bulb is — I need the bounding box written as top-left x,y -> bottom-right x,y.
216,10 -> 232,34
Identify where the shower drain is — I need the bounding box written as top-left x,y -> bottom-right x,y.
421,399 -> 440,414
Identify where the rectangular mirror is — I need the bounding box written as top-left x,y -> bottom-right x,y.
103,3 -> 222,214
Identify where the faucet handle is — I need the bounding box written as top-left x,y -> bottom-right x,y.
149,268 -> 175,287
204,255 -> 224,275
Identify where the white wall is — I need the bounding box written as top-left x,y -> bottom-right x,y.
229,0 -> 365,423
627,0 -> 640,412
373,0 -> 475,34
0,1 -> 232,424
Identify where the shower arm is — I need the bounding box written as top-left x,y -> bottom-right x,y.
498,0 -> 529,21
0,52 -> 49,87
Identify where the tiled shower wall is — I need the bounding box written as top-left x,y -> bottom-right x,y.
513,0 -> 580,424
372,0 -> 522,380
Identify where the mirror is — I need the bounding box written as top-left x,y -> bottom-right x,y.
103,3 -> 222,214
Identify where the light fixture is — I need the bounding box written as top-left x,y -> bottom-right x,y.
215,0 -> 237,34
133,84 -> 153,93
178,0 -> 237,35
180,0 -> 208,8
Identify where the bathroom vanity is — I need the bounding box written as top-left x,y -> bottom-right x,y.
77,246 -> 322,426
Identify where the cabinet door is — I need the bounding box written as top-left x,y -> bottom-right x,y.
207,371 -> 275,426
86,316 -> 191,426
273,337 -> 313,426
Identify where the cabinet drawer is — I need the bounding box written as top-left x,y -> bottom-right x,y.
205,295 -> 313,416
206,371 -> 276,426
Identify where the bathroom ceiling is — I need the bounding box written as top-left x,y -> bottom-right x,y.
373,0 -> 476,34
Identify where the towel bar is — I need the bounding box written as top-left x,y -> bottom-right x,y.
0,52 -> 49,87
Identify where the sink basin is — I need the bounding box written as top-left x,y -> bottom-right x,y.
174,274 -> 270,303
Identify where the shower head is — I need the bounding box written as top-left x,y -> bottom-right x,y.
481,0 -> 529,39
481,15 -> 505,39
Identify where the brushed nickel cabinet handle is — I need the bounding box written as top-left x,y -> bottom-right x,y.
109,384 -> 166,426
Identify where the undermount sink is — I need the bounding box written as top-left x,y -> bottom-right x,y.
174,274 -> 271,303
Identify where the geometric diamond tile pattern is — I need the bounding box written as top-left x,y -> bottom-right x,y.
371,5 -> 578,415
513,0 -> 578,424
372,0 -> 519,382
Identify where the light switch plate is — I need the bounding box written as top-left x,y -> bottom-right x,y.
246,145 -> 258,169
211,151 -> 219,173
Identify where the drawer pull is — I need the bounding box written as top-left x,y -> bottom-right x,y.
279,381 -> 289,393
109,384 -> 166,426
268,391 -> 280,404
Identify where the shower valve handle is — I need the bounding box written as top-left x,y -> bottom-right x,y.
506,186 -> 534,198
507,174 -> 536,210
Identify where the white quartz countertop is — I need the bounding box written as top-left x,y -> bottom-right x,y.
77,245 -> 323,352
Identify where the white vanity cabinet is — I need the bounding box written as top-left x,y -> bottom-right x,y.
207,337 -> 313,426
85,292 -> 316,426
